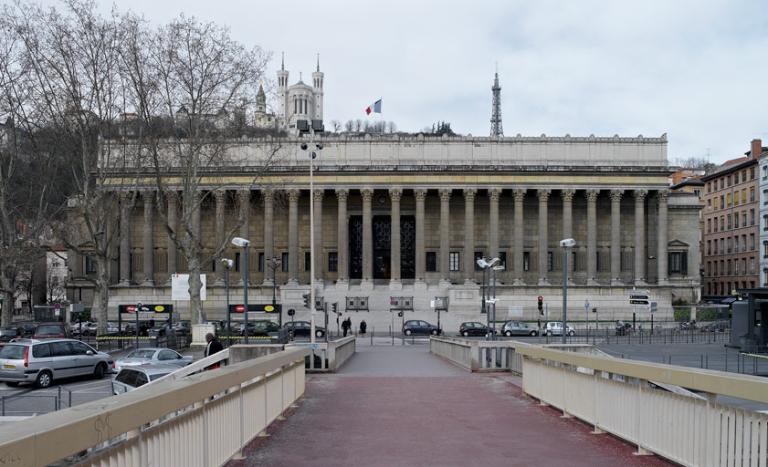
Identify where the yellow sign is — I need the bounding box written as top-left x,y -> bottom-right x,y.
154,305 -> 165,312
264,305 -> 274,312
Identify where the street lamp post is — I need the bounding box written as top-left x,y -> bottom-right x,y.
491,265 -> 504,340
476,257 -> 500,341
267,256 -> 282,327
231,237 -> 250,344
300,135 -> 323,344
560,238 -> 576,344
221,258 -> 234,347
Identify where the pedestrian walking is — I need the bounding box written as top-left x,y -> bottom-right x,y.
204,333 -> 224,370
360,320 -> 367,335
342,317 -> 350,337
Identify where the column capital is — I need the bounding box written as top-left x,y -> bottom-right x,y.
610,189 -> 624,202
586,189 -> 600,202
634,189 -> 648,201
463,188 -> 477,201
513,189 -> 526,202
389,187 -> 403,202
313,188 -> 324,201
561,189 -> 575,202
213,190 -> 226,202
287,189 -> 301,202
261,188 -> 274,202
537,189 -> 551,201
487,187 -> 501,201
414,189 -> 428,201
438,188 -> 452,201
657,189 -> 669,202
360,188 -> 374,201
335,188 -> 349,202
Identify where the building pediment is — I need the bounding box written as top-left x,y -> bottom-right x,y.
668,239 -> 689,248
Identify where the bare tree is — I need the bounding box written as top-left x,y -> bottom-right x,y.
2,0 -> 139,333
119,13 -> 278,324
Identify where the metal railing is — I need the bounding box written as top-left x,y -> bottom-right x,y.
0,347 -> 309,466
518,344 -> 768,466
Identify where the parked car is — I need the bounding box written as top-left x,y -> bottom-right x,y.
114,347 -> 192,373
402,320 -> 441,336
171,321 -> 191,336
71,321 -> 98,336
284,321 -> 325,338
458,322 -> 494,337
0,339 -> 113,388
0,327 -> 18,343
701,320 -> 730,333
615,321 -> 633,336
113,364 -> 180,394
543,321 -> 575,337
501,321 -> 539,337
15,322 -> 37,337
32,322 -> 71,339
242,320 -> 281,337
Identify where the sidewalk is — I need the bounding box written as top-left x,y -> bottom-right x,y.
229,345 -> 671,467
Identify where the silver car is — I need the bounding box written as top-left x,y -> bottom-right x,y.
0,339 -> 113,388
113,364 -> 180,394
501,321 -> 539,337
114,348 -> 192,373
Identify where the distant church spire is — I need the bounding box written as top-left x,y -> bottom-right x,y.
490,66 -> 503,137
281,51 -> 285,71
316,53 -> 320,72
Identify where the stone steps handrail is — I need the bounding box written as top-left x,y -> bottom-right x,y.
0,347 -> 309,466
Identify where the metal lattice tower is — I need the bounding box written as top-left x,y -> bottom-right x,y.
490,70 -> 503,137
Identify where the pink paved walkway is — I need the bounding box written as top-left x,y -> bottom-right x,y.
229,345 -> 671,467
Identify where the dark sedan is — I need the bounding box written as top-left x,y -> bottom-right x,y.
284,321 -> 325,338
459,322 -> 493,337
403,320 -> 441,336
242,320 -> 281,336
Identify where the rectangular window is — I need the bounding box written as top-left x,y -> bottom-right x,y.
727,175 -> 732,187
84,256 -> 96,274
281,252 -> 289,272
751,167 -> 756,179
735,260 -> 739,275
751,209 -> 756,225
727,259 -> 732,275
669,252 -> 688,275
742,189 -> 747,204
547,251 -> 554,272
727,214 -> 732,230
449,252 -> 460,271
734,214 -> 739,229
523,252 -> 530,271
498,252 -> 507,270
304,252 -> 311,271
707,240 -> 711,255
426,252 -> 437,272
764,241 -> 768,259
750,233 -> 756,250
328,252 -> 338,272
720,216 -> 725,231
474,252 -> 484,271
258,253 -> 264,273
743,212 -> 747,227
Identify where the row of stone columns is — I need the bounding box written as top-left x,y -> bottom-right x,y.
116,187 -> 670,287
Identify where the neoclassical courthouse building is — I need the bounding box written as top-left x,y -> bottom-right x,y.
67,66 -> 701,329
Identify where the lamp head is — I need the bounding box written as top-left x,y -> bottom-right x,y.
487,257 -> 501,267
476,258 -> 489,269
559,238 -> 576,248
220,258 -> 234,269
231,237 -> 250,247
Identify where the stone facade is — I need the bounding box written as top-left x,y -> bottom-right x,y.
68,134 -> 702,330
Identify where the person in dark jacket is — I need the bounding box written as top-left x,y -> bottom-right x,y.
341,318 -> 350,337
205,333 -> 224,369
359,320 -> 367,335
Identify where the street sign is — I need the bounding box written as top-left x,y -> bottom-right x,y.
629,291 -> 649,306
229,304 -> 282,313
537,295 -> 544,301
118,304 -> 173,313
650,301 -> 657,313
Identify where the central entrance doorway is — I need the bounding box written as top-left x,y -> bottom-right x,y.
349,215 -> 415,280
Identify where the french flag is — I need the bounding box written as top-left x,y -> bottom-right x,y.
365,99 -> 382,115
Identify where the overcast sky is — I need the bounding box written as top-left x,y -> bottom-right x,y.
97,0 -> 766,164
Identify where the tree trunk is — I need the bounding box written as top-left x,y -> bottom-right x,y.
187,256 -> 203,325
93,258 -> 110,335
0,289 -> 12,327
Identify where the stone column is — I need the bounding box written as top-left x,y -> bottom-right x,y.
361,189 -> 374,286
464,189 -> 477,284
287,189 -> 300,285
336,189 -> 349,284
262,189 -> 274,286
237,190 -> 250,284
141,191 -> 154,286
538,189 -> 551,285
118,192 -> 132,286
657,190 -> 669,285
414,189 -> 427,283
561,189 -> 575,283
165,192 -> 177,282
610,189 -> 624,286
513,189 -> 525,285
488,188 -> 501,260
586,190 -> 599,285
313,189 -> 324,283
214,190 -> 226,285
439,189 -> 452,285
389,188 -> 403,288
634,189 -> 648,285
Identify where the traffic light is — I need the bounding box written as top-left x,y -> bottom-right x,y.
302,293 -> 310,309
537,296 -> 543,315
